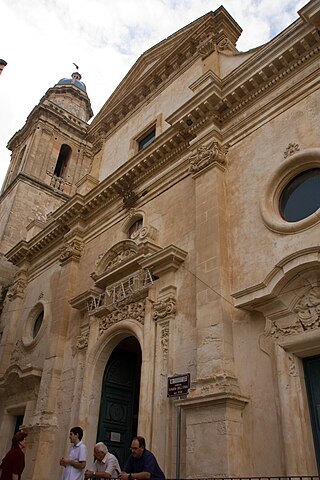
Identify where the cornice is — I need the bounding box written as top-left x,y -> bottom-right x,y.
8,100 -> 91,151
219,22 -> 320,121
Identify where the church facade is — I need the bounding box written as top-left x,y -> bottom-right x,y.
0,2 -> 320,479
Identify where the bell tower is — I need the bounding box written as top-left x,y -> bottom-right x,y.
0,71 -> 94,255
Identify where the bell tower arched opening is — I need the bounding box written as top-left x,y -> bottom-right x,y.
54,143 -> 72,178
97,336 -> 142,468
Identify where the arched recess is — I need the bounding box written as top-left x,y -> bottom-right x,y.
97,335 -> 141,468
54,144 -> 72,178
81,320 -> 145,470
232,246 -> 320,474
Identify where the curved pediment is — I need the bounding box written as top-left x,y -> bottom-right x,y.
91,239 -> 162,288
94,240 -> 139,277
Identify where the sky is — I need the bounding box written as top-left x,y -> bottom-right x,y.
0,0 -> 307,188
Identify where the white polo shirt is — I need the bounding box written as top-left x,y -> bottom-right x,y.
63,440 -> 87,480
91,452 -> 121,478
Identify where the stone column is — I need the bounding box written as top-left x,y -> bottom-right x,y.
189,141 -> 238,392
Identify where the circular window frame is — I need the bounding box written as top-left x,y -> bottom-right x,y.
260,148 -> 320,234
22,303 -> 46,349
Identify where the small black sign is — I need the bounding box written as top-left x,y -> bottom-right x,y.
167,373 -> 190,398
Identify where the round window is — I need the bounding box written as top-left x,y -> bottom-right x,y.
279,168 -> 320,222
33,311 -> 44,339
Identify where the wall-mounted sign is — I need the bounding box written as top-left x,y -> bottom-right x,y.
167,373 -> 190,397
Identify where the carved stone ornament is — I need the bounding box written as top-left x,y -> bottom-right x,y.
77,330 -> 89,350
10,340 -> 25,366
189,141 -> 228,175
197,32 -> 217,58
99,300 -> 145,335
7,279 -> 27,301
59,239 -> 84,265
153,294 -> 176,321
217,38 -> 234,54
284,142 -> 300,158
161,324 -> 169,362
266,286 -> 320,339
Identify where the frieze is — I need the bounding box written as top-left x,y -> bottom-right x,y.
153,294 -> 176,321
99,300 -> 145,335
188,141 -> 228,175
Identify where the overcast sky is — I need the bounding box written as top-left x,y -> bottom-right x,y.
0,0 -> 306,188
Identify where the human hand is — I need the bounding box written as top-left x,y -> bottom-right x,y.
119,473 -> 129,480
85,470 -> 94,478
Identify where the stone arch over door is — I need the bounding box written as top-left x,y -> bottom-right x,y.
79,320 -> 145,465
97,335 -> 142,468
232,247 -> 320,475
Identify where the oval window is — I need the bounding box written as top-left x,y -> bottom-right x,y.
279,168 -> 320,222
33,311 -> 44,339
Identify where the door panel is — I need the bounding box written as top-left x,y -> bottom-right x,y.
97,344 -> 141,468
304,355 -> 320,473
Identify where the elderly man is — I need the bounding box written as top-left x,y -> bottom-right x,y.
85,442 -> 120,479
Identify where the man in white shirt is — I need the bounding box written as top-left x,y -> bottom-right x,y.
85,442 -> 120,479
60,426 -> 87,480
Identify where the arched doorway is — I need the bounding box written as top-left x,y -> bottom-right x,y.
97,336 -> 141,468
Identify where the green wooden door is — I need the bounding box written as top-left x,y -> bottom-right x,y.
97,340 -> 141,468
304,355 -> 320,473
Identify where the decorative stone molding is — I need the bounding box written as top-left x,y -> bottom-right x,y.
284,142 -> 300,158
77,329 -> 89,350
59,239 -> 84,265
188,141 -> 228,175
260,148 -> 320,234
99,300 -> 145,335
10,340 -> 25,366
7,277 -> 27,301
95,242 -> 138,275
197,32 -> 217,58
266,286 -> 320,339
153,294 -> 176,321
114,183 -> 139,209
160,323 -> 169,363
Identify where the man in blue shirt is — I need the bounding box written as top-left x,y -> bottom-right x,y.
120,436 -> 165,480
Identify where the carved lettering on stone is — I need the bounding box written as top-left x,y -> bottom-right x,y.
188,142 -> 228,175
153,295 -> 176,321
283,142 -> 300,158
99,300 -> 145,335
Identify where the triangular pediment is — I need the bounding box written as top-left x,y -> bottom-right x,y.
90,8 -> 242,134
